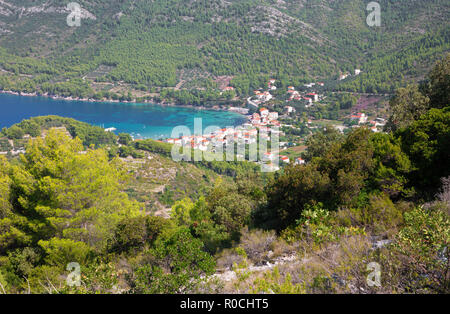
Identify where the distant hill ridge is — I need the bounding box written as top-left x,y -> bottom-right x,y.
0,0 -> 449,95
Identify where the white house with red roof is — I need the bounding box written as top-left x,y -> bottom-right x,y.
350,113 -> 368,124
306,92 -> 319,102
259,108 -> 269,117
295,157 -> 305,165
280,155 -> 290,163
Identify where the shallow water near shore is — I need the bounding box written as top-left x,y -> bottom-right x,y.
0,94 -> 247,139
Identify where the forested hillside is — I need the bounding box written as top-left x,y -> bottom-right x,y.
0,0 -> 449,99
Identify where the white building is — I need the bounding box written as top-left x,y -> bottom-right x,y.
262,91 -> 273,102
280,156 -> 290,164
351,113 -> 365,124
295,157 -> 305,165
259,108 -> 269,117
285,106 -> 296,114
306,93 -> 319,102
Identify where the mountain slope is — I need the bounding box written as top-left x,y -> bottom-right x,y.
0,0 -> 449,96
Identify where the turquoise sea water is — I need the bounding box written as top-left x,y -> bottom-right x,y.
0,94 -> 247,139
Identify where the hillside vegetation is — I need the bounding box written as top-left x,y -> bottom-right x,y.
0,0 -> 449,101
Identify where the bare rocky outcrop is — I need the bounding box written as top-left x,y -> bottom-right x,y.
0,0 -> 96,20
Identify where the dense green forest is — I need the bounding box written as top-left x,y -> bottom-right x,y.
0,0 -> 449,102
0,55 -> 448,294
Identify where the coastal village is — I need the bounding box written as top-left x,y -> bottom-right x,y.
163,71 -> 388,171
